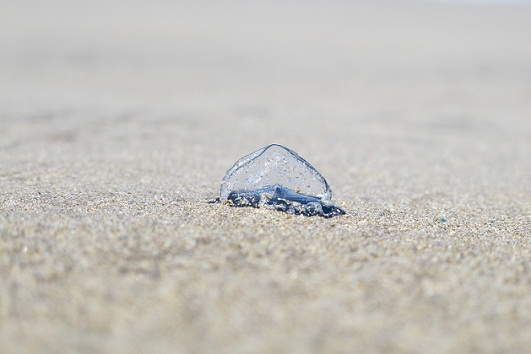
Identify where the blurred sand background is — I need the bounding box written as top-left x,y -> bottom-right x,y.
1,0 -> 530,353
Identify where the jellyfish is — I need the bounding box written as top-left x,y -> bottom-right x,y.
215,144 -> 345,218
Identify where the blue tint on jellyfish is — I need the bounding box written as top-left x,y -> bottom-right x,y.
215,144 -> 345,218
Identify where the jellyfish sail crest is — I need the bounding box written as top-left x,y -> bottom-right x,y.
220,144 -> 332,203
218,144 -> 344,218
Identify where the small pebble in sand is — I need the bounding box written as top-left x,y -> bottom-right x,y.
216,144 -> 345,218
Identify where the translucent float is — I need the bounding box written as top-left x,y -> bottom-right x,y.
216,144 -> 345,218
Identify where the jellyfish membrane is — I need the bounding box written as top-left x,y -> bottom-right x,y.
217,144 -> 345,218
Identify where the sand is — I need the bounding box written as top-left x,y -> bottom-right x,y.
0,1 -> 530,353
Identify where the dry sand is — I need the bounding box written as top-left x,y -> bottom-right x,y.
1,1 -> 530,353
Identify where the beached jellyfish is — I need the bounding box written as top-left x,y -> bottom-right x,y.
215,144 -> 345,218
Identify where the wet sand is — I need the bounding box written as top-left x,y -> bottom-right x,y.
1,1 -> 530,353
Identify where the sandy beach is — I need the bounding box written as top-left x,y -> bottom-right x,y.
1,1 -> 530,352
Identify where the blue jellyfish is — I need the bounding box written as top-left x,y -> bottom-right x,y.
216,144 -> 345,218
